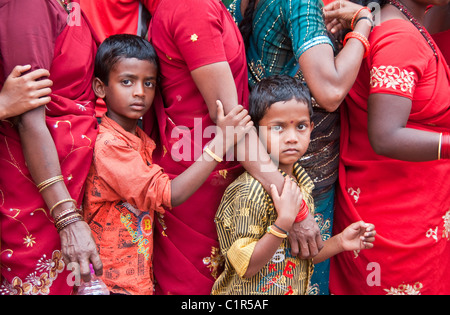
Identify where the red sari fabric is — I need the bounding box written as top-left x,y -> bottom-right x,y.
0,0 -> 98,295
145,0 -> 249,294
433,29 -> 450,67
330,20 -> 450,295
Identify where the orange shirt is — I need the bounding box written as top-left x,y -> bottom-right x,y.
83,115 -> 171,295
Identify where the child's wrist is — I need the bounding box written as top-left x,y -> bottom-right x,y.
274,217 -> 294,233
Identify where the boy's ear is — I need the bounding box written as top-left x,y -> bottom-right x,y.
92,77 -> 106,99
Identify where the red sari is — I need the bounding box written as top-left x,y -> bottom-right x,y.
330,20 -> 450,295
145,0 -> 249,295
433,30 -> 450,67
0,0 -> 98,295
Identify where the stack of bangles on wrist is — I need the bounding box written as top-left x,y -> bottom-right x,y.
37,176 -> 84,232
295,200 -> 309,223
438,132 -> 450,160
344,7 -> 373,59
53,201 -> 83,233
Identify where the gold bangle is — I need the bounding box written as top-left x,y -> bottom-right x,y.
438,133 -> 443,160
267,225 -> 288,239
50,198 -> 77,215
204,146 -> 223,163
38,176 -> 65,193
37,175 -> 64,190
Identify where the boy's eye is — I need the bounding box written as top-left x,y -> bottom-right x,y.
122,79 -> 132,86
145,81 -> 155,88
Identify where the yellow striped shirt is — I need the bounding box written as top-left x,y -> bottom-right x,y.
212,163 -> 315,295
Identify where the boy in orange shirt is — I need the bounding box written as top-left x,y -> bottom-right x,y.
83,34 -> 253,295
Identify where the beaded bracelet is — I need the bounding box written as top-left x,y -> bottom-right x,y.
343,31 -> 371,59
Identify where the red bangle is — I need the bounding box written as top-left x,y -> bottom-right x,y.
351,7 -> 371,30
295,200 -> 309,223
441,132 -> 450,160
343,31 -> 370,59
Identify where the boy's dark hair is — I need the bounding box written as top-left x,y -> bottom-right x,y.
94,34 -> 159,85
249,75 -> 313,128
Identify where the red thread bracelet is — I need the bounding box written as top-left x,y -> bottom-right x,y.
344,31 -> 371,59
295,200 -> 309,223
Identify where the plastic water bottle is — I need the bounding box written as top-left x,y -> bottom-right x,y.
76,265 -> 110,295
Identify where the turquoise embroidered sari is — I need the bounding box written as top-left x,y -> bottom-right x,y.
230,0 -> 333,87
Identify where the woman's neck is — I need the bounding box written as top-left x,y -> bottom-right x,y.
395,0 -> 427,23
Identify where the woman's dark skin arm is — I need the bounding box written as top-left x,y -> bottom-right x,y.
17,105 -> 102,282
368,94 -> 440,161
300,1 -> 373,112
170,102 -> 253,207
191,62 -> 324,259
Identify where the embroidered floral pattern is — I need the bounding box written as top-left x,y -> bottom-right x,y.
384,282 -> 423,295
203,247 -> 224,279
0,250 -> 65,295
370,66 -> 416,94
425,209 -> 450,242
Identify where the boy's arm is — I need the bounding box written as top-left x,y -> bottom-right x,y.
244,179 -> 303,278
170,101 -> 253,207
313,221 -> 376,264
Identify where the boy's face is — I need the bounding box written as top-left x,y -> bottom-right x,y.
258,98 -> 313,173
94,57 -> 157,131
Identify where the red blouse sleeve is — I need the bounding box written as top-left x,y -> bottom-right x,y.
169,0 -> 228,71
368,20 -> 431,100
0,0 -> 66,78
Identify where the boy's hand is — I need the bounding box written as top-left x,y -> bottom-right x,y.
216,100 -> 254,152
339,221 -> 376,252
270,177 -> 303,232
0,65 -> 53,120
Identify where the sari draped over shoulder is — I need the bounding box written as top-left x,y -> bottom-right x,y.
330,20 -> 450,295
145,0 -> 249,294
0,0 -> 98,295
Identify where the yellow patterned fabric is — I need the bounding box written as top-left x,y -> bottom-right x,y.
212,163 -> 315,295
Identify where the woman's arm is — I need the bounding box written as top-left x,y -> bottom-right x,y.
17,106 -> 102,282
368,94 -> 440,161
300,2 -> 373,112
170,101 -> 253,207
0,65 -> 52,120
